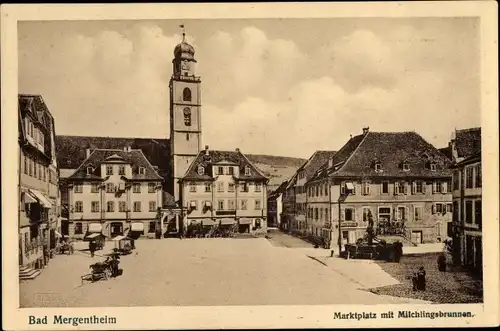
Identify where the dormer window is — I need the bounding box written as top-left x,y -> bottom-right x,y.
197,165 -> 205,176
402,162 -> 410,172
139,167 -> 146,175
374,162 -> 382,172
430,162 -> 437,171
86,166 -> 94,175
244,166 -> 251,176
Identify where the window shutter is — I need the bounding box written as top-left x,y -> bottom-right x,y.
405,207 -> 409,222
403,182 -> 408,195
422,182 -> 427,193
432,182 -> 436,193
431,204 -> 435,214
441,182 -> 446,193
394,182 -> 399,195
412,181 -> 416,194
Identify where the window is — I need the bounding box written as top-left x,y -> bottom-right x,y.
133,202 -> 141,212
148,183 -> 156,193
139,167 -> 146,175
87,167 -> 94,175
74,184 -> 83,193
325,208 -> 329,221
74,222 -> 83,235
149,201 -> 157,212
106,165 -> 113,176
91,184 -> 100,194
314,208 -> 318,219
466,167 -> 473,188
430,163 -> 437,171
106,183 -> 115,193
244,166 -> 251,176
414,206 -> 422,221
324,184 -> 328,196
453,171 -> 460,190
446,203 -> 453,213
228,183 -> 235,192
436,203 -> 443,214
362,181 -> 370,195
255,199 -> 261,210
241,200 -> 248,210
413,180 -> 423,194
217,166 -> 224,175
403,163 -> 410,171
217,182 -> 224,192
75,201 -> 83,213
228,199 -> 235,210
204,183 -> 211,192
434,182 -> 442,193
382,181 -> 389,194
446,181 -> 452,193
344,208 -> 354,221
23,154 -> 28,174
228,167 -> 234,175
34,160 -> 37,177
38,164 -> 42,180
184,110 -> 192,126
148,221 -> 156,233
198,166 -> 205,175
397,206 -> 406,220
474,200 -> 482,226
107,201 -> 115,212
91,201 -> 100,213
218,200 -> 224,210
320,208 -> 323,219
255,183 -> 262,192
375,162 -> 382,172
190,182 -> 197,192
119,201 -> 127,212
475,164 -> 481,188
465,201 -> 473,223
119,166 -> 125,175
183,87 -> 192,101
133,183 -> 141,193
241,183 -> 249,192
42,167 -> 46,181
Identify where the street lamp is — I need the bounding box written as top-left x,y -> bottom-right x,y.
338,182 -> 354,256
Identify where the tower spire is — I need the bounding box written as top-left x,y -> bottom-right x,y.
179,24 -> 186,42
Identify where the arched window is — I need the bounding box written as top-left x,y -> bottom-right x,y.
183,88 -> 192,102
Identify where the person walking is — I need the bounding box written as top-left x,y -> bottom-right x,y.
437,253 -> 447,272
417,266 -> 426,291
89,240 -> 96,258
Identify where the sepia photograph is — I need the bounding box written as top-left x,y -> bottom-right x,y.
2,2 -> 498,330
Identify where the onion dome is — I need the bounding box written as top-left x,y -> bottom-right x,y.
174,39 -> 195,61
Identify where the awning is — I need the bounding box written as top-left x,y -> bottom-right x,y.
24,192 -> 37,204
199,219 -> 216,226
86,233 -> 101,239
239,218 -> 252,225
112,235 -> 127,241
204,201 -> 212,207
190,201 -> 197,207
29,189 -> 53,208
88,223 -> 102,233
131,222 -> 144,232
346,182 -> 355,191
219,218 -> 235,225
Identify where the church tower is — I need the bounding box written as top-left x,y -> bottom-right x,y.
169,31 -> 202,202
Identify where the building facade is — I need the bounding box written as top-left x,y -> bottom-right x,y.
281,174 -> 297,233
306,128 -> 453,248
64,148 -> 163,239
450,129 -> 482,273
267,180 -> 288,228
179,146 -> 269,234
18,94 -> 60,270
294,151 -> 336,236
169,34 -> 203,202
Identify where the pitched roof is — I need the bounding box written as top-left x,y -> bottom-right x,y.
309,131 -> 453,181
68,149 -> 163,181
269,180 -> 289,199
453,149 -> 481,168
297,150 -> 337,180
181,149 -> 268,181
438,147 -> 453,161
454,127 -> 481,159
55,135 -> 170,180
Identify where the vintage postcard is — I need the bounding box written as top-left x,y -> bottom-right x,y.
1,2 -> 498,330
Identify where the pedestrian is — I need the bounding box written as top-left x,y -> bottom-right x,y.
417,266 -> 426,291
131,238 -> 136,250
89,240 -> 96,258
437,253 -> 447,272
411,272 -> 418,291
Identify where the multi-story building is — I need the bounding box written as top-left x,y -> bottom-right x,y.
450,130 -> 482,273
18,94 -> 60,273
179,146 -> 269,234
63,148 -> 163,239
281,173 -> 297,233
267,180 -> 288,228
294,151 -> 336,236
306,127 -> 453,249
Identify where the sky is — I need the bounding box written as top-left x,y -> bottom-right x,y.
18,18 -> 480,158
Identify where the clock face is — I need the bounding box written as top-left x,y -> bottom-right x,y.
181,61 -> 191,71
183,107 -> 191,115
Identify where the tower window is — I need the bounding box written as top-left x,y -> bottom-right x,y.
183,107 -> 192,126
186,133 -> 190,141
183,88 -> 192,102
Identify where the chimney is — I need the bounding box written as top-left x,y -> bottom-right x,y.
362,127 -> 370,135
235,148 -> 240,153
85,148 -> 91,158
328,157 -> 333,168
205,145 -> 209,155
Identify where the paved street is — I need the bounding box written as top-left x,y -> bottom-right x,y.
20,236 -> 425,307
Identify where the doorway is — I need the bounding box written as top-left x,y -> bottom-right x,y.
411,231 -> 423,244
110,222 -> 123,237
